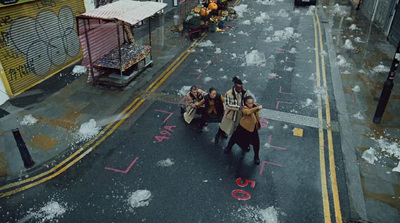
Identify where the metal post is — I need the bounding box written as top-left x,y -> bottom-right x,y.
12,129 -> 35,168
373,41 -> 400,124
82,19 -> 96,86
116,21 -> 123,84
148,17 -> 152,61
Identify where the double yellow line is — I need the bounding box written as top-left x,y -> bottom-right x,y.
0,33 -> 208,198
313,10 -> 342,223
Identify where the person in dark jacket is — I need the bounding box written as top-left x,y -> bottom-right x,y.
224,95 -> 262,165
196,87 -> 227,143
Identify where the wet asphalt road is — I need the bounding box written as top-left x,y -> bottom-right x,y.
1,1 -> 350,222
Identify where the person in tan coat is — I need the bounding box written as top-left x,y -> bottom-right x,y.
224,95 -> 262,165
220,77 -> 248,135
181,86 -> 207,124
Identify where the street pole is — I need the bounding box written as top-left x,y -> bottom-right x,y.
12,128 -> 35,168
373,41 -> 400,124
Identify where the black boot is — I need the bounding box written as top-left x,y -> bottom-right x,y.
254,157 -> 260,165
214,132 -> 220,144
180,107 -> 185,116
219,128 -> 228,139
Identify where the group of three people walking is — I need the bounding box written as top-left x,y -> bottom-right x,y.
181,77 -> 262,165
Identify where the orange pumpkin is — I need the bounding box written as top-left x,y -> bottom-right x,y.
208,2 -> 218,10
201,8 -> 210,16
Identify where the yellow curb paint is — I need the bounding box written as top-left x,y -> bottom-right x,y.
293,128 -> 303,137
313,13 -> 332,223
316,10 -> 343,223
0,32 -> 209,197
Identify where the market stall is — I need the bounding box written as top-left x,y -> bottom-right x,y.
77,0 -> 167,87
182,0 -> 236,40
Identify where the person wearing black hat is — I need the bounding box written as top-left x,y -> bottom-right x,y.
220,76 -> 248,136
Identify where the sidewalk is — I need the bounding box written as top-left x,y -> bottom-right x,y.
0,8 -> 190,184
320,1 -> 400,222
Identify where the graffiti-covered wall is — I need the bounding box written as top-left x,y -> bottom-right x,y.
0,0 -> 85,97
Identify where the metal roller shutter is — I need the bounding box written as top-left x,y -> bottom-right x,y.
373,0 -> 397,33
0,0 -> 85,97
388,5 -> 400,46
361,0 -> 377,19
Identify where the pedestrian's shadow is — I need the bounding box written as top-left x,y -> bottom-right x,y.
235,150 -> 257,180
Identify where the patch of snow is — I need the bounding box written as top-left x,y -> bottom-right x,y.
245,50 -> 266,67
256,0 -> 276,5
254,17 -> 265,24
302,98 -> 313,108
204,77 -> 213,83
72,65 -> 87,75
284,67 -> 293,72
266,26 -> 274,32
231,53 -> 237,58
20,114 -> 38,126
196,40 -> 214,47
314,86 -> 326,97
337,55 -> 350,67
269,55 -> 275,59
241,20 -> 251,25
343,39 -> 354,50
268,73 -> 279,78
238,31 -> 250,36
320,51 -> 328,56
362,148 -> 377,164
352,112 -> 364,120
346,17 -> 353,21
293,9 -> 300,13
349,24 -> 358,30
358,69 -> 365,74
276,9 -> 289,17
243,80 -> 248,84
295,73 -> 300,77
25,201 -> 67,223
234,4 -> 248,18
219,68 -> 224,71
354,37 -> 363,42
178,86 -> 191,96
273,27 -> 302,41
288,48 -> 297,54
283,125 -> 288,129
393,163 -> 400,173
222,75 -> 228,79
374,138 -> 400,160
128,190 -> 152,208
305,6 -> 316,15
76,119 -> 100,142
352,85 -> 360,92
157,158 -> 174,167
373,65 -> 390,73
342,70 -> 351,74
194,59 -> 199,63
268,126 -> 274,130
215,48 -> 222,54
235,205 -> 280,223
187,49 -> 195,53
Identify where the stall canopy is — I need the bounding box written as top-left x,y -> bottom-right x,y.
81,0 -> 167,25
77,0 -> 167,84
